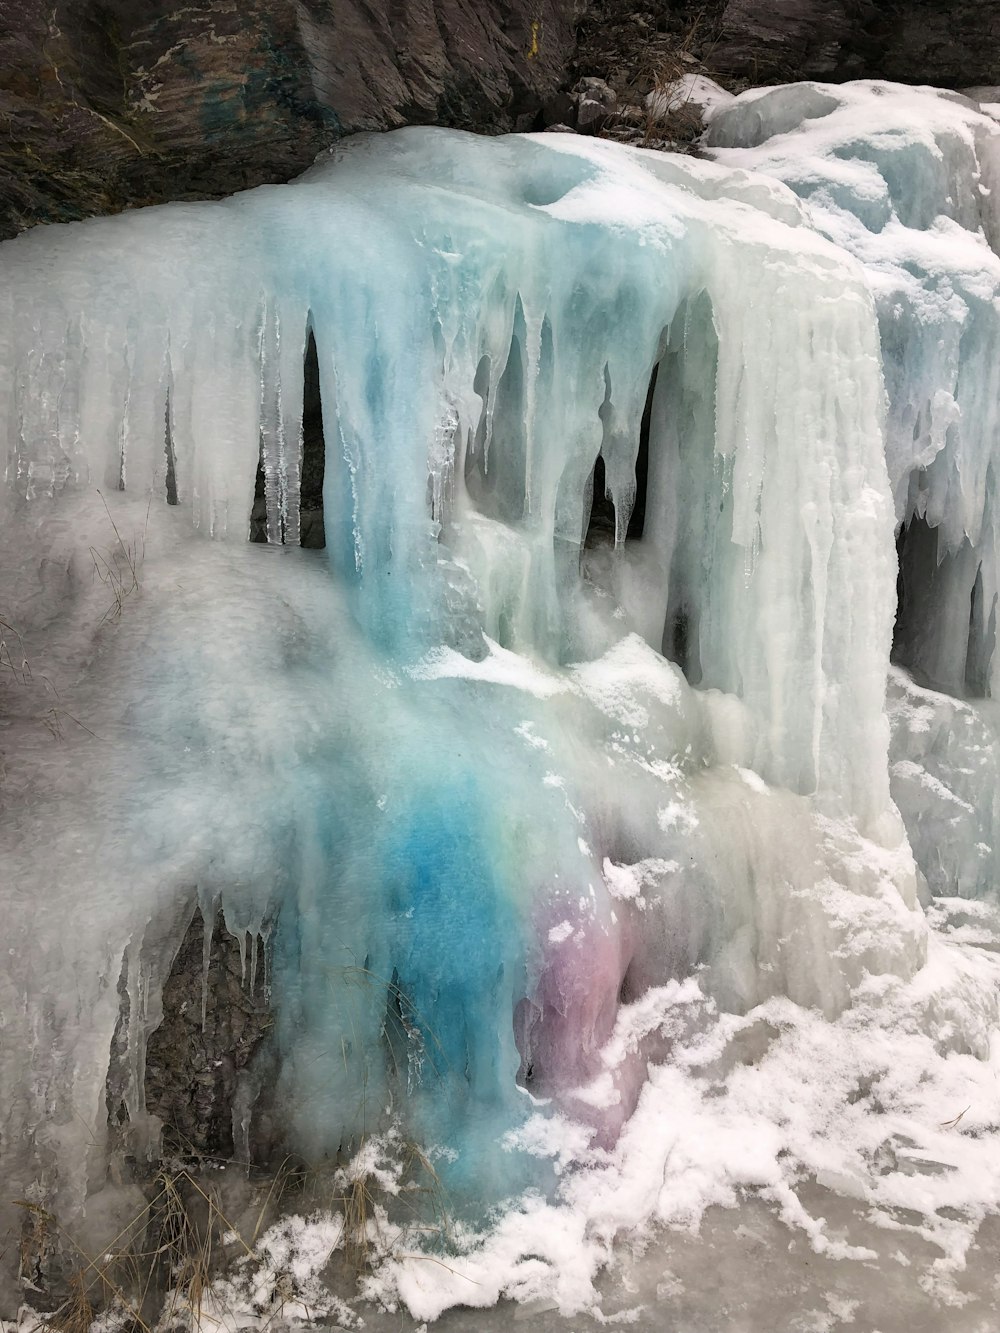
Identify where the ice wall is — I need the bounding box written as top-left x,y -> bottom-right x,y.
1,84 -> 999,1300
707,81 -> 1000,701
1,128 -> 897,814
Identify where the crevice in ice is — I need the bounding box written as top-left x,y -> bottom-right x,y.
893,512 -> 997,697
618,958 -> 640,1007
585,453 -> 616,549
163,391 -> 178,506
249,328 -> 325,548
143,907 -> 271,1161
513,997 -> 540,1092
665,607 -> 694,679
463,300 -> 528,524
629,362 -> 655,543
250,455 -> 268,542
967,564 -> 997,696
642,292 -> 720,688
300,327 -> 326,549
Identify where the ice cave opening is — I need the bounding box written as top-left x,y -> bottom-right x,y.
250,326 -> 327,550
4,77 -> 1000,1328
893,509 -> 998,697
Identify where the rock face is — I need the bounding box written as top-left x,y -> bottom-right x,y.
713,0 -> 1000,86
0,0 -> 582,238
4,0 -> 1000,240
142,910 -> 271,1162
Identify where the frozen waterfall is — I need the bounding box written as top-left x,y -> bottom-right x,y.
3,79 -> 1000,1322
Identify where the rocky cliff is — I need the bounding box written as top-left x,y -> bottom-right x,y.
3,1 -> 999,241
0,0 -> 581,238
712,0 -> 1000,86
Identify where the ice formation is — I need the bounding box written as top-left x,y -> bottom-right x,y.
2,78 -> 1000,1319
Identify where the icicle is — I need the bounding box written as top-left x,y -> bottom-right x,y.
259,299 -> 285,544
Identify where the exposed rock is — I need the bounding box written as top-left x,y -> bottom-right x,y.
0,0 -> 583,239
571,0 -> 728,106
143,908 -> 271,1162
541,91 -> 577,127
713,0 -> 1000,87
6,0 -> 1000,241
574,75 -> 618,132
713,0 -> 851,80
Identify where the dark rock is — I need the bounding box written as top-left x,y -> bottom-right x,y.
574,75 -> 618,101
7,0 -> 1000,242
541,91 -> 577,126
963,86 -> 1000,105
713,0 -> 1000,87
142,907 -> 271,1162
0,0 -> 584,239
574,75 -> 618,131
571,0 -> 728,105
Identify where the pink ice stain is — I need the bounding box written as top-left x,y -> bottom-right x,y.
514,875 -> 647,1145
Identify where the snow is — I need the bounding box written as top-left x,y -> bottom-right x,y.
1,79 -> 1000,1327
645,74 -> 736,123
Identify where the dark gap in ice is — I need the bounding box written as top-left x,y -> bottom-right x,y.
104,952 -> 131,1150
163,392 -> 178,505
249,328 -> 326,547
893,512 -> 996,697
464,303 -> 527,523
300,327 -> 326,549
892,516 -> 913,662
585,452 -> 616,548
249,451 -> 268,543
144,907 -> 271,1161
652,294 -> 716,688
966,563 -> 997,697
628,361 -> 657,542
666,607 -> 693,678
618,958 -> 640,1006
893,513 -> 945,688
513,995 -> 539,1090
461,355 -> 493,518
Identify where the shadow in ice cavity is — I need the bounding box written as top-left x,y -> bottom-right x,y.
250,329 -> 326,547
464,299 -> 529,524
585,453 -> 616,548
641,290 -> 721,688
584,354 -> 654,552
628,361 -> 655,542
894,511 -> 997,697
164,390 -> 178,506
300,328 -> 327,548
